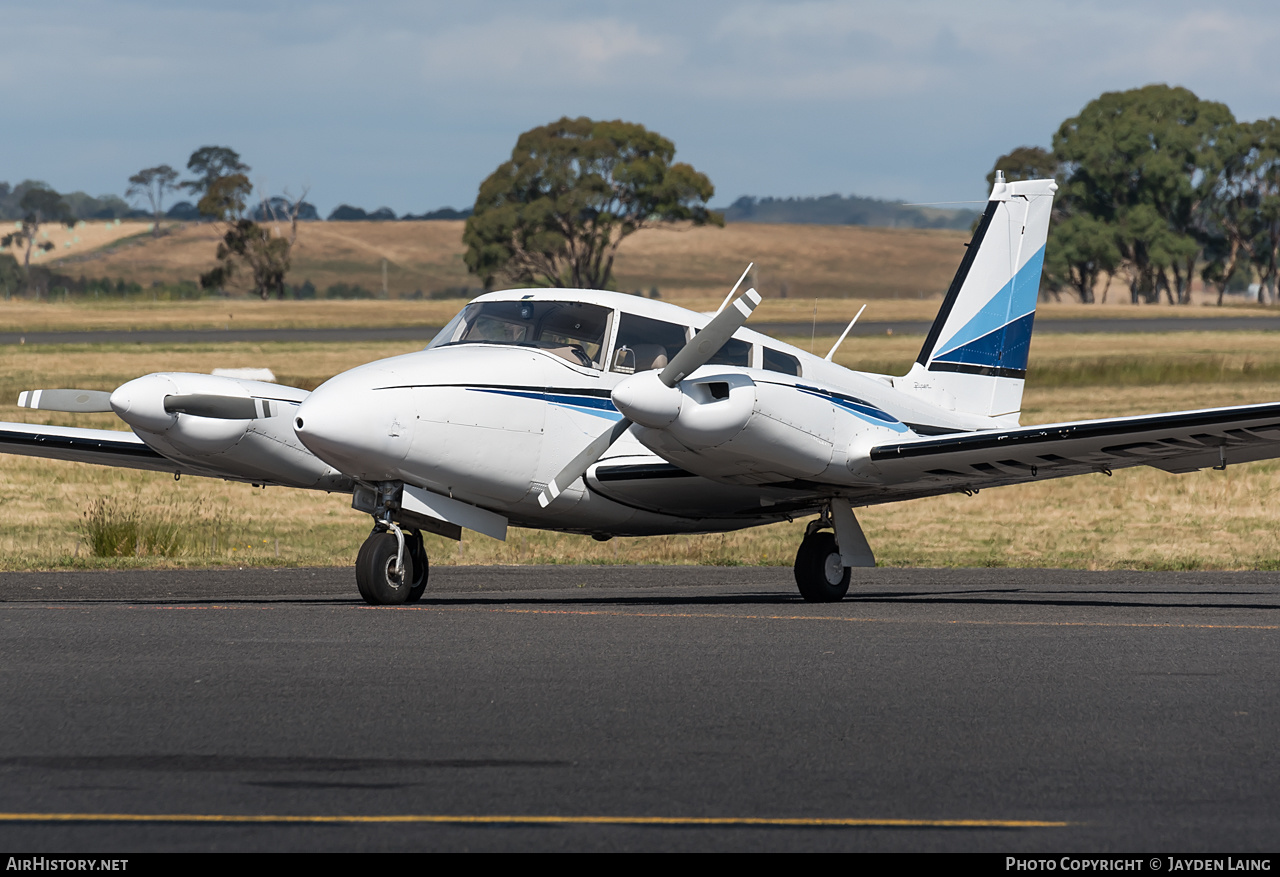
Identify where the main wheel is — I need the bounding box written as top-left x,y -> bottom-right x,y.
794,531 -> 850,602
354,530 -> 416,605
406,530 -> 429,603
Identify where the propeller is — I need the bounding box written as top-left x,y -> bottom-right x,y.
163,394 -> 269,420
18,386 -> 273,422
17,389 -> 113,413
538,286 -> 762,507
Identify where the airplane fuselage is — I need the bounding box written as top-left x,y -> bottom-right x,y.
293,289 -> 995,537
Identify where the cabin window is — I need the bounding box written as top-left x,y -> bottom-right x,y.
427,300 -> 612,368
706,337 -> 752,368
763,347 -> 802,376
611,314 -> 689,374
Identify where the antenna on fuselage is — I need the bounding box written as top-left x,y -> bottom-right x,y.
824,304 -> 867,361
716,262 -> 754,314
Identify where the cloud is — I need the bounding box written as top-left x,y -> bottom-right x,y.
419,15 -> 669,87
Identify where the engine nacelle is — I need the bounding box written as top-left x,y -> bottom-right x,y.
112,373 -> 348,490
624,372 -> 907,486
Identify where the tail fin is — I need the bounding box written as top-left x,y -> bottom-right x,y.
905,175 -> 1057,424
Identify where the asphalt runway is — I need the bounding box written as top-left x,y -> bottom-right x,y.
2,565 -> 1277,853
6,316 -> 1280,347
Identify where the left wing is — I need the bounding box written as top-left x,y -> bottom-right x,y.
866,402 -> 1280,495
0,422 -> 195,474
4,372 -> 355,490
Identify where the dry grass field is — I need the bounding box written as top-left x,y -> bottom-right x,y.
46,219 -> 966,302
27,218 -> 1272,331
2,220 -> 155,267
3,330 -> 1280,574
3,220 -> 1277,575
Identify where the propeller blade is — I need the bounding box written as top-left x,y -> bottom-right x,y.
541,287 -> 763,508
538,417 -> 632,508
659,287 -> 762,387
17,389 -> 114,413
163,394 -> 263,420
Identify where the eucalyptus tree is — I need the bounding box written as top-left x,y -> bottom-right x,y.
1053,85 -> 1235,304
126,165 -> 179,236
1249,118 -> 1280,304
464,117 -> 722,290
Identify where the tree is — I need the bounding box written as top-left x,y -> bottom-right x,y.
464,117 -> 722,290
985,146 -> 1058,189
1053,85 -> 1235,304
196,173 -> 253,221
126,165 -> 179,236
1044,213 -> 1120,303
0,186 -> 75,269
183,146 -> 250,206
1247,118 -> 1280,304
200,188 -> 310,300
1197,121 -> 1265,304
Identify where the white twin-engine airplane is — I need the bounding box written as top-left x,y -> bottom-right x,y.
8,174 -> 1280,604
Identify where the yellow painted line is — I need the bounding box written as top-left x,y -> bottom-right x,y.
0,813 -> 1069,829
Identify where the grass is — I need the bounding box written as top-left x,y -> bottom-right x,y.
3,332 -> 1280,572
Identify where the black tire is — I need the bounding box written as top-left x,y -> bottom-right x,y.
406,531 -> 429,603
794,531 -> 850,602
354,532 -> 379,604
354,530 -> 415,605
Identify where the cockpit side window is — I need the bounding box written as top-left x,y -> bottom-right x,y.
611,313 -> 689,374
706,337 -> 752,367
763,347 -> 802,376
427,300 -> 611,369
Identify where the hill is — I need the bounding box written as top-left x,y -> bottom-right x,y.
46,220 -> 970,302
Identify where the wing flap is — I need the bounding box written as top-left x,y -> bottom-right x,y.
869,403 -> 1280,491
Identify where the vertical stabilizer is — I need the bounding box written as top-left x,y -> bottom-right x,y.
905,175 -> 1057,424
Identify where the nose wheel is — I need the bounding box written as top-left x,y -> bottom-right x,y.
355,527 -> 429,605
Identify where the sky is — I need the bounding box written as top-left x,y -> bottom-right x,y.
4,0 -> 1279,216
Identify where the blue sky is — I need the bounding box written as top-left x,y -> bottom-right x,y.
4,1 -> 1278,215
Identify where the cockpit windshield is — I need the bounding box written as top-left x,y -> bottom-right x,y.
426,300 -> 612,369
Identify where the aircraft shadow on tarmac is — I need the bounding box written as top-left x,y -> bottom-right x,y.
41,588 -> 1270,612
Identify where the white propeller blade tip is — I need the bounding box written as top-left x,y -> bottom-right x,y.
537,481 -> 561,508
733,289 -> 761,316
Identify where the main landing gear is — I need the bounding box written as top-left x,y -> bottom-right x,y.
792,502 -> 875,603
794,525 -> 850,603
355,524 -> 428,606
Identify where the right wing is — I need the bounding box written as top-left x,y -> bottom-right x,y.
867,402 -> 1280,495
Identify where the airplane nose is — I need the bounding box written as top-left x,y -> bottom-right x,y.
294,368 -> 413,479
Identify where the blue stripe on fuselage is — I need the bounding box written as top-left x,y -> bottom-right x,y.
467,387 -> 622,420
796,385 -> 909,433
